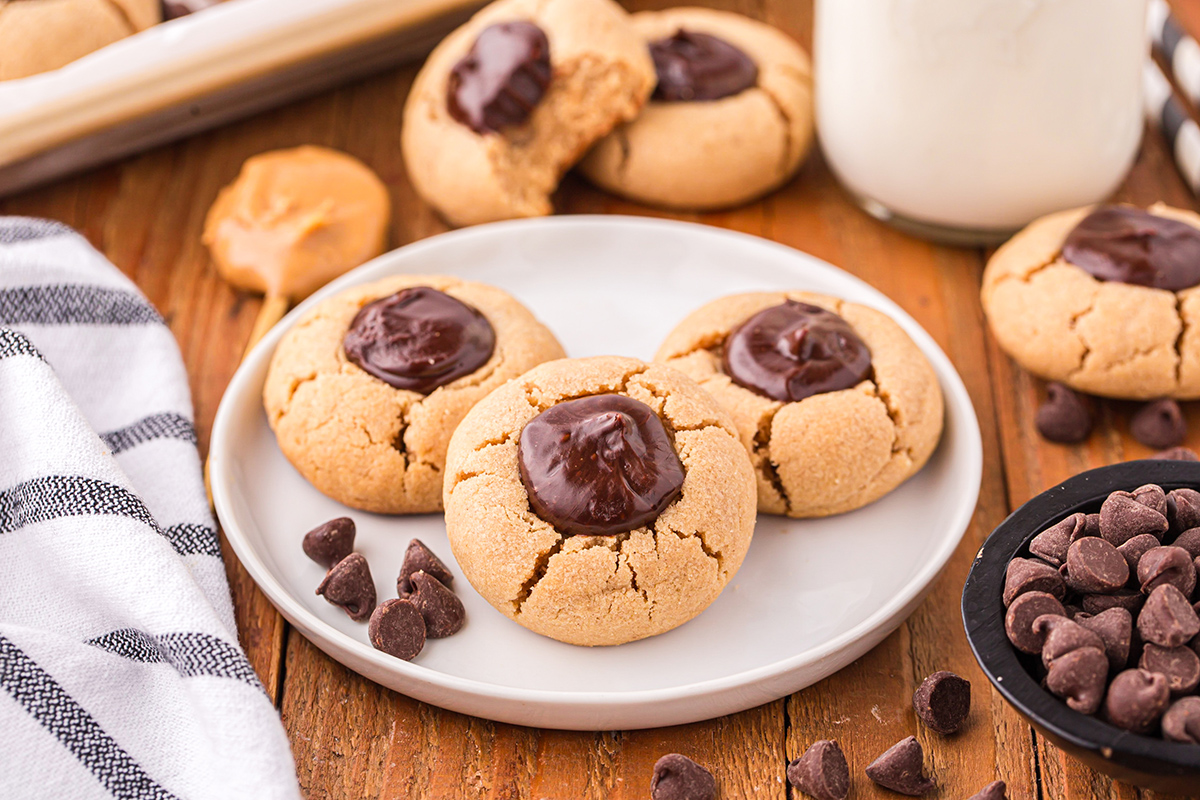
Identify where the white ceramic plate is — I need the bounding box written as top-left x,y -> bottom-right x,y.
209,216 -> 983,731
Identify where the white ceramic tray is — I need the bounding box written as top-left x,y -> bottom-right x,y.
209,216 -> 983,730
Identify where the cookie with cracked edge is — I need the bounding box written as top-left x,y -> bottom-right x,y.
441,355 -> 757,646
579,7 -> 814,211
263,274 -> 565,514
654,291 -> 944,518
401,0 -> 655,227
982,203 -> 1200,400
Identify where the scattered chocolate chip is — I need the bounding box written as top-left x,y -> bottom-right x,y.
1153,446 -> 1200,462
1065,537 -> 1129,594
1045,647 -> 1108,715
398,538 -> 454,594
1035,615 -> 1106,669
447,22 -> 551,134
1131,399 -> 1187,449
316,553 -> 376,621
302,517 -> 356,569
1162,696 -> 1200,743
1173,527 -> 1200,559
1117,534 -> 1160,573
1036,383 -> 1093,443
368,599 -> 425,661
1006,592 -> 1067,653
1081,589 -> 1145,615
1064,604 -> 1084,619
1104,669 -> 1171,733
651,754 -> 715,800
1139,584 -> 1200,647
787,740 -> 849,800
1139,643 -> 1200,694
1099,492 -> 1169,546
1074,608 -> 1133,672
1137,546 -> 1197,597
912,671 -> 971,735
408,571 -> 466,638
1083,513 -> 1102,539
967,781 -> 1007,800
1030,514 -> 1085,566
1169,489 -> 1200,532
1131,484 -> 1169,516
1003,557 -> 1065,605
864,736 -> 935,796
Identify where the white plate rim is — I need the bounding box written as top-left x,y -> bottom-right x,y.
209,215 -> 983,726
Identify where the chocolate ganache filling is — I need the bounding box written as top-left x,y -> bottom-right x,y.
518,394 -> 685,536
723,300 -> 872,402
447,21 -> 552,133
1062,206 -> 1200,291
342,286 -> 495,394
649,29 -> 758,102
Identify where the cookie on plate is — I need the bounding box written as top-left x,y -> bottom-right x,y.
579,7 -> 813,211
263,275 -> 565,514
655,293 -> 944,518
982,203 -> 1200,400
442,356 -> 757,646
0,0 -> 160,81
401,0 -> 655,227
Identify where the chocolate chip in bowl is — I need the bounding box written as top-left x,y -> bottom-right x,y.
963,460 -> 1200,792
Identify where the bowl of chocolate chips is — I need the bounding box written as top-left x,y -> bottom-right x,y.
963,459 -> 1200,793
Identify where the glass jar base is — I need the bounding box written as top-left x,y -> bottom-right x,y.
856,196 -> 1019,247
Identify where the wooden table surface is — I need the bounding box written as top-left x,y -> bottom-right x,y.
5,1 -> 1200,797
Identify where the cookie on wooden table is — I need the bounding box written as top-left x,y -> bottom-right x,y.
580,7 -> 814,211
263,275 -> 565,514
982,203 -> 1200,400
655,292 -> 944,518
401,0 -> 655,227
442,356 -> 757,646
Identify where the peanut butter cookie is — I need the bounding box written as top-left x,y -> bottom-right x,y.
442,356 -> 757,646
655,292 -> 944,518
264,275 -> 564,514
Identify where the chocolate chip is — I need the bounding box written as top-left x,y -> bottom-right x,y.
1104,669 -> 1171,733
1131,484 -> 1169,517
1138,584 -> 1200,647
368,599 -> 425,661
398,538 -> 454,594
649,29 -> 759,103
1074,608 -> 1133,672
1065,537 -> 1129,594
1081,589 -> 1145,615
315,553 -> 376,621
302,517 -> 356,569
1173,527 -> 1200,558
1006,592 -> 1067,653
1099,492 -> 1168,546
1131,399 -> 1187,449
408,571 -> 465,638
1035,615 -> 1106,669
1030,514 -> 1086,567
968,781 -> 1007,800
912,671 -> 970,735
1045,647 -> 1108,715
1003,558 -> 1065,605
1137,546 -> 1197,597
787,740 -> 849,800
1035,382 -> 1093,443
447,22 -> 551,133
1169,489 -> 1200,532
650,754 -> 715,800
864,736 -> 935,796
1083,513 -> 1102,538
1162,696 -> 1200,742
1117,534 -> 1160,573
1139,643 -> 1200,694
1153,446 -> 1200,461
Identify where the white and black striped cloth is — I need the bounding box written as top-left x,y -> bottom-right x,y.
0,218 -> 300,799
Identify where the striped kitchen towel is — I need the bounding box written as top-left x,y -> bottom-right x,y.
0,218 -> 300,800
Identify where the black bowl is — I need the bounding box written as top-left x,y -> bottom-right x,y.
962,460 -> 1200,793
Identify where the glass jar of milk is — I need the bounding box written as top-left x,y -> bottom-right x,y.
815,0 -> 1148,243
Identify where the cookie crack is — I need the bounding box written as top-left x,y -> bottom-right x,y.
513,535 -> 565,614
866,378 -> 909,459
657,520 -> 724,575
754,406 -> 791,515
1064,298 -> 1098,378
1174,292 -> 1187,385
755,83 -> 796,178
